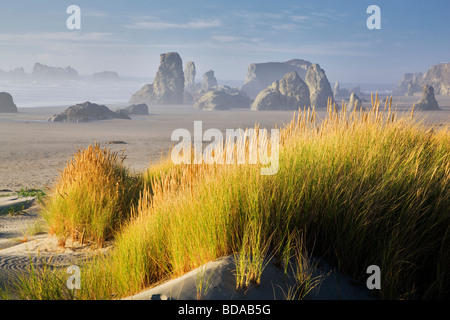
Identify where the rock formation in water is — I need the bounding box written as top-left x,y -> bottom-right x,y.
152,52 -> 185,104
184,61 -> 197,93
8,68 -> 27,80
183,91 -> 194,104
128,52 -> 185,105
251,71 -> 310,111
305,64 -> 334,109
349,85 -> 366,98
92,71 -> 119,82
0,92 -> 18,113
242,59 -> 312,100
333,81 -> 349,98
32,63 -> 78,80
393,73 -> 423,96
421,63 -> 450,96
414,85 -> 440,111
195,86 -> 251,110
49,102 -> 131,122
201,70 -> 218,90
129,84 -> 155,106
347,93 -> 365,112
393,63 -> 450,96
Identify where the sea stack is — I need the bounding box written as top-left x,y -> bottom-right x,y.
242,59 -> 312,100
195,86 -> 251,110
128,52 -> 185,105
184,61 -> 196,93
414,85 -> 440,111
305,64 -> 334,109
251,71 -> 310,111
152,52 -> 185,104
347,93 -> 365,112
202,70 -> 218,90
333,81 -> 349,98
32,62 -> 78,80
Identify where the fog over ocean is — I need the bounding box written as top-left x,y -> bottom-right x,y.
0,78 -> 149,108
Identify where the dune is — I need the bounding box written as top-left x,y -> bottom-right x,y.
124,255 -> 374,300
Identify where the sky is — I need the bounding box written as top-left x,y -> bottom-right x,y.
0,0 -> 449,85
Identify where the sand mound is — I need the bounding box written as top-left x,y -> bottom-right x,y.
125,255 -> 374,301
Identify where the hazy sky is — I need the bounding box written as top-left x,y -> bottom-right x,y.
0,0 -> 449,85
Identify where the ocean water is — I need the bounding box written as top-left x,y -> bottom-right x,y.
0,78 -> 150,108
338,83 -> 395,95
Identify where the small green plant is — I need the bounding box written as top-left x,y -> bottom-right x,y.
6,203 -> 26,216
17,188 -> 46,201
234,225 -> 272,293
195,264 -> 217,300
285,233 -> 323,300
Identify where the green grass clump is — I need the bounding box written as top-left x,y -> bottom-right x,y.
41,143 -> 142,247
17,188 -> 46,202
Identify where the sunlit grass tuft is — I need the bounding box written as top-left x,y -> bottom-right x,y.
41,143 -> 142,247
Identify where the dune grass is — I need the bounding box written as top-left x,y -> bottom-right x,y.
41,143 -> 142,247
4,96 -> 449,300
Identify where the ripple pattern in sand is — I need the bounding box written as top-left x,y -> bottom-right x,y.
0,252 -> 93,284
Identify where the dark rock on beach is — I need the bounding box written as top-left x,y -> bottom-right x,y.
49,102 -> 131,122
117,104 -> 149,115
0,92 -> 18,113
